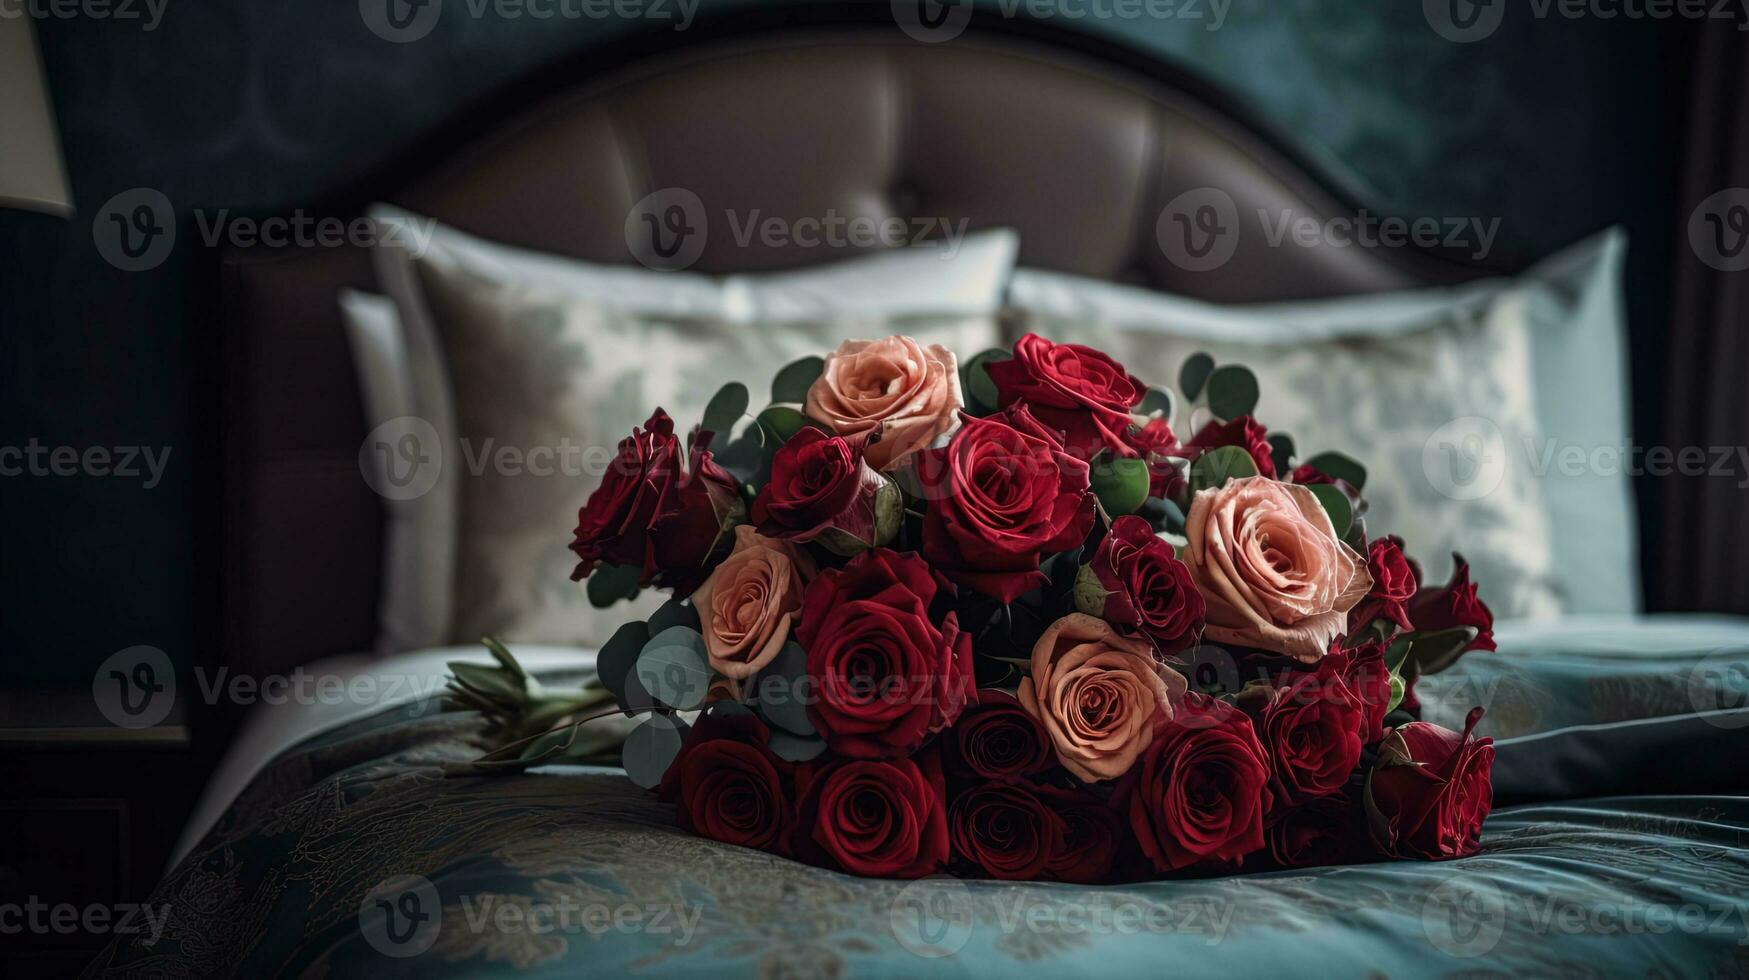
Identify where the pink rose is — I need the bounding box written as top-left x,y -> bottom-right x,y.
1181,477 -> 1371,663
804,335 -> 963,472
690,526 -> 815,679
1018,613 -> 1186,782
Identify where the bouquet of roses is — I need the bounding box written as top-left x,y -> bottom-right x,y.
445,333 -> 1497,881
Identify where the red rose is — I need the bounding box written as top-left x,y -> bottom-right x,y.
986,333 -> 1144,458
942,689 -> 1053,780
1326,637 -> 1393,744
1123,693 -> 1272,873
1038,786 -> 1124,884
949,781 -> 1065,880
1365,707 -> 1494,860
1185,416 -> 1277,479
1256,660 -> 1366,807
568,408 -> 741,596
1406,554 -> 1496,653
659,709 -> 793,855
796,549 -> 974,758
1122,417 -> 1182,499
1289,463 -> 1333,486
794,752 -> 948,878
1268,792 -> 1368,869
916,404 -> 1095,603
1087,515 -> 1205,652
1348,536 -> 1417,632
751,428 -> 886,545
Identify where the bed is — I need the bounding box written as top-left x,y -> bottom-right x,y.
91,7 -> 1749,977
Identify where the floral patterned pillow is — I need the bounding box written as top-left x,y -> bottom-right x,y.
1017,299 -> 1562,621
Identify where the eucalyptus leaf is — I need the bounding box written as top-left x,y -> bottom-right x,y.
622,714 -> 689,790
755,406 -> 811,446
752,641 -> 815,737
586,563 -> 642,609
1205,365 -> 1260,420
1139,386 -> 1176,421
1179,352 -> 1215,401
636,627 -> 713,710
962,348 -> 1013,414
1188,445 -> 1258,493
766,730 -> 828,762
1089,456 -> 1150,517
702,381 -> 750,437
1303,451 -> 1368,491
770,356 -> 825,404
648,597 -> 701,636
1267,433 -> 1296,477
1307,483 -> 1353,537
597,620 -> 651,708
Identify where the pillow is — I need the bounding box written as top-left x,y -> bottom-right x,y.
1006,229 -> 1635,619
412,262 -> 1003,648
355,207 -> 1018,653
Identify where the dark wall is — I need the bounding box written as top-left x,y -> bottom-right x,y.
0,0 -> 1682,684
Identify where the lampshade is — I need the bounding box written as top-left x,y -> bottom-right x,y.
0,18 -> 73,216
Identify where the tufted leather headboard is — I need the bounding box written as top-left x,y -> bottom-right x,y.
215,8 -> 1498,694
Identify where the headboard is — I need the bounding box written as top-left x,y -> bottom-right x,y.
215,7 -> 1500,696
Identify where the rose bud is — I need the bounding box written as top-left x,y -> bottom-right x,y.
804,335 -> 962,472
1348,536 -> 1417,633
569,408 -> 742,597
1364,707 -> 1495,860
1256,660 -> 1366,807
916,404 -> 1095,604
796,549 -> 974,758
1038,786 -> 1124,884
1185,415 -> 1277,479
690,526 -> 815,680
1122,692 -> 1273,873
1406,554 -> 1496,652
1268,791 -> 1367,869
986,332 -> 1145,459
751,428 -> 895,548
794,752 -> 949,878
1083,515 -> 1205,652
1179,476 -> 1372,663
942,689 -> 1053,780
659,709 -> 794,855
949,781 -> 1066,880
1019,614 -> 1186,783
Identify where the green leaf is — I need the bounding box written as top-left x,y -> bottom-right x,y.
622,714 -> 689,789
766,730 -> 828,762
597,620 -> 651,709
1072,563 -> 1109,618
1307,483 -> 1353,537
754,406 -> 811,446
770,356 -> 825,404
702,381 -> 750,437
1179,352 -> 1215,401
647,597 -> 701,636
635,627 -> 713,710
1188,445 -> 1258,493
751,641 -> 814,737
1384,635 -> 1414,673
1267,433 -> 1295,476
585,563 -> 642,609
1090,456 -> 1150,517
1403,626 -> 1480,676
1385,672 -> 1406,715
1139,386 -> 1175,420
450,662 -> 519,702
962,348 -> 1013,414
1205,365 -> 1260,420
1303,451 -> 1367,491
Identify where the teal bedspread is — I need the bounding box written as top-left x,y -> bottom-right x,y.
84,617 -> 1749,977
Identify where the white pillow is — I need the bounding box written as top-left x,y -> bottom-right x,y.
1007,229 -> 1636,619
349,208 -> 1019,654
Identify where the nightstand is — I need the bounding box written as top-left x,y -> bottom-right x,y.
0,687 -> 205,977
